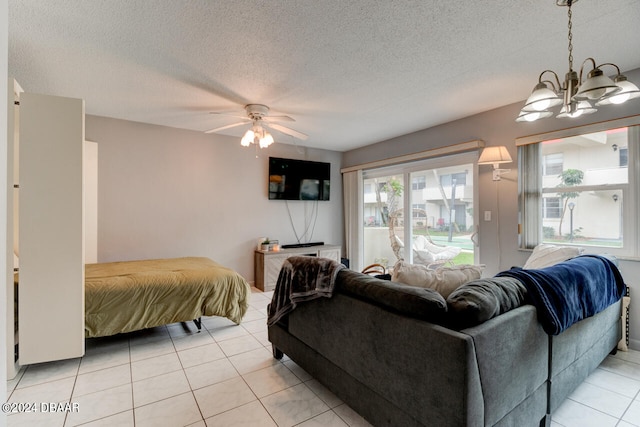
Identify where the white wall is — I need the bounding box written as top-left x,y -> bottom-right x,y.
342,67 -> 640,349
85,115 -> 343,283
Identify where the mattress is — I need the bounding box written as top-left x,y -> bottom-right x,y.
84,256 -> 250,338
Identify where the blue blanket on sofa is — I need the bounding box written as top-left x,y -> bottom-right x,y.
497,255 -> 625,335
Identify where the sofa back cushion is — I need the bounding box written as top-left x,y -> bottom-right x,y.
446,276 -> 527,328
523,243 -> 584,269
336,269 -> 447,322
391,260 -> 484,298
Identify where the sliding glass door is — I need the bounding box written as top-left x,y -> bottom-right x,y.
362,153 -> 477,271
362,172 -> 405,268
408,164 -> 475,266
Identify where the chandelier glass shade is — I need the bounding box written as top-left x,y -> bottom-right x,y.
596,76 -> 640,106
556,100 -> 596,119
516,0 -> 639,122
521,82 -> 563,112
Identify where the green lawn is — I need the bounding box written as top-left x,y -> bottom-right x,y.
451,251 -> 474,265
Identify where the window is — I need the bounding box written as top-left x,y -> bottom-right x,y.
440,172 -> 467,187
620,147 -> 628,167
412,204 -> 426,217
543,197 -> 561,219
518,121 -> 639,257
543,153 -> 563,176
412,175 -> 426,190
363,182 -> 374,194
362,153 -> 477,269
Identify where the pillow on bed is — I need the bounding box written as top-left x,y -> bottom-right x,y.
391,260 -> 484,298
523,244 -> 583,269
446,276 -> 527,328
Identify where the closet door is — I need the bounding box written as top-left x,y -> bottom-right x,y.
18,92 -> 85,364
84,140 -> 98,264
6,78 -> 22,378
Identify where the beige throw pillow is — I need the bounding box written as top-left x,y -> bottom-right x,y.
523,244 -> 584,269
392,260 -> 485,298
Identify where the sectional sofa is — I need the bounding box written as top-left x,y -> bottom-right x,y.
267,257 -> 624,427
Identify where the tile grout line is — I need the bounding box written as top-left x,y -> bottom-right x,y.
62,360 -> 81,427
229,342 -> 280,427
170,323 -> 207,426
616,386 -> 640,427
64,337 -> 135,427
128,335 -> 135,427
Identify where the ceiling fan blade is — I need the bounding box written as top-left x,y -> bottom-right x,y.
204,121 -> 249,134
263,115 -> 295,122
209,111 -> 248,120
268,123 -> 308,140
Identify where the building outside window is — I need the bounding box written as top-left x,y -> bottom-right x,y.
412,203 -> 427,217
543,152 -> 563,176
412,175 -> 426,190
543,197 -> 561,219
440,172 -> 467,187
519,123 -> 639,256
620,147 -> 628,167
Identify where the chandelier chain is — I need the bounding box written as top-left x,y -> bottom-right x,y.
567,3 -> 573,71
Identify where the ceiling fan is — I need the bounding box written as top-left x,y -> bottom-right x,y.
204,104 -> 308,148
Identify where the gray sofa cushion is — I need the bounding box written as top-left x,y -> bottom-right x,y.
336,269 -> 447,322
446,276 -> 527,328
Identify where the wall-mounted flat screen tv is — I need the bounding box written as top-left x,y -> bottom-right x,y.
268,157 -> 330,201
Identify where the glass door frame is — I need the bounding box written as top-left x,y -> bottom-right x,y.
361,151 -> 480,269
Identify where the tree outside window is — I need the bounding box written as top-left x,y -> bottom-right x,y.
556,169 -> 583,239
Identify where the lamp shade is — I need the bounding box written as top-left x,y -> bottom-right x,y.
522,83 -> 562,112
556,100 -> 597,118
595,76 -> 640,106
259,132 -> 274,148
573,68 -> 620,101
516,109 -> 553,122
240,129 -> 254,147
478,146 -> 513,167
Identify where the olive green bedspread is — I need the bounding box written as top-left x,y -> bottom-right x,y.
85,257 -> 250,338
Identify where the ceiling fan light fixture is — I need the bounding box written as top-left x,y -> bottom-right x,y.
204,104 -> 308,147
240,129 -> 254,146
259,132 -> 274,148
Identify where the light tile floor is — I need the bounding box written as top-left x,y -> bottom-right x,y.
5,288 -> 640,426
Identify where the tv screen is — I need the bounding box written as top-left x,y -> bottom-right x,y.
268,157 -> 330,201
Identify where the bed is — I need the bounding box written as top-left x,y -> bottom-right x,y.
84,256 -> 251,338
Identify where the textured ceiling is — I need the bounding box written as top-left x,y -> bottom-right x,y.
8,0 -> 640,152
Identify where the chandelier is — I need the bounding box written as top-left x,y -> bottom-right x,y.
516,0 -> 639,123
